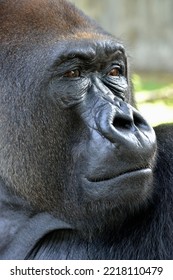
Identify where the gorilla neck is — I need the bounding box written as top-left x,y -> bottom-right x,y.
26,206 -> 152,260
0,178 -> 72,259
59,200 -> 146,241
0,178 -> 151,259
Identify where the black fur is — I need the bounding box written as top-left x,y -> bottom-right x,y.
0,0 -> 173,260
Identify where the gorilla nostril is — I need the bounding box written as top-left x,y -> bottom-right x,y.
113,116 -> 133,130
133,112 -> 148,130
134,115 -> 143,127
112,105 -> 149,132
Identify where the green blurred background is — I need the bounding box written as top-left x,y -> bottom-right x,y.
69,0 -> 173,126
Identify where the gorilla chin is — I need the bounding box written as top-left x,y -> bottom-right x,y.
66,168 -> 154,238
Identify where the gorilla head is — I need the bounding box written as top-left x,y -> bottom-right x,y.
0,0 -> 156,236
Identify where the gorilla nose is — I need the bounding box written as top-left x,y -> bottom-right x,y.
112,102 -> 146,132
95,101 -> 156,150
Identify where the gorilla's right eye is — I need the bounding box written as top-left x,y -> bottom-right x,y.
63,69 -> 81,78
107,67 -> 120,77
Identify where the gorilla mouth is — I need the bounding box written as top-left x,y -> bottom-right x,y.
87,167 -> 151,183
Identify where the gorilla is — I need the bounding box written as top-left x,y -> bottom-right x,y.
0,0 -> 173,260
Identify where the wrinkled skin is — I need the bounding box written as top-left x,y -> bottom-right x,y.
0,0 -> 173,260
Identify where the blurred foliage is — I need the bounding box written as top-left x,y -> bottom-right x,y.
133,74 -> 173,127
133,74 -> 169,92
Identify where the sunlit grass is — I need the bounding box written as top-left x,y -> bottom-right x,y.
133,74 -> 173,127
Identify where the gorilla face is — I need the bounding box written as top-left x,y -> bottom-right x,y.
49,40 -> 156,188
48,39 -> 156,231
0,0 -> 157,234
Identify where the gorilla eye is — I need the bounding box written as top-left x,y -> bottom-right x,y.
64,69 -> 80,78
107,68 -> 120,77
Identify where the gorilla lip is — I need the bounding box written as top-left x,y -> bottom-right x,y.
86,167 -> 151,183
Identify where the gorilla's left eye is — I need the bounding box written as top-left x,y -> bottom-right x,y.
107,67 -> 120,77
64,69 -> 81,78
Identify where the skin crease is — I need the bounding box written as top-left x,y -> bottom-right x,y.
0,0 -> 173,260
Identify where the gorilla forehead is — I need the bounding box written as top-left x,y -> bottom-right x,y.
49,39 -> 125,68
1,0 -> 125,77
1,0 -> 105,42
